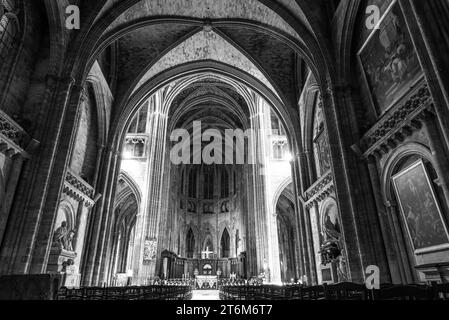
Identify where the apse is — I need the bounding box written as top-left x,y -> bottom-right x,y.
116,70 -> 295,284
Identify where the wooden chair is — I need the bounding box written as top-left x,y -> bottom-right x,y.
104,287 -> 125,300
285,285 -> 302,300
371,284 -> 432,300
431,282 -> 449,300
123,286 -> 141,300
141,286 -> 158,300
56,287 -> 68,300
84,287 -> 105,300
324,282 -> 369,300
299,285 -> 326,300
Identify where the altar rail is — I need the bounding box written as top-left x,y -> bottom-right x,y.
56,285 -> 192,300
219,282 -> 449,300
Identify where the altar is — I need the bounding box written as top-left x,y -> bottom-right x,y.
195,275 -> 218,290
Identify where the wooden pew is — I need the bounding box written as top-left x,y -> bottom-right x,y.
371,284 -> 433,300
432,282 -> 449,300
324,282 -> 369,300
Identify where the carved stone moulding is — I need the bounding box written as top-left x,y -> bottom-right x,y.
0,110 -> 31,159
304,170 -> 334,209
63,170 -> 95,207
360,82 -> 433,158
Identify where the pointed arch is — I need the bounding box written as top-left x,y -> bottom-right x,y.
272,177 -> 294,213
186,228 -> 195,259
220,228 -> 231,258
117,171 -> 142,206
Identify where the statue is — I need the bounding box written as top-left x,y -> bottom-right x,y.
53,222 -> 69,249
320,210 -> 349,281
65,229 -> 76,252
53,221 -> 76,252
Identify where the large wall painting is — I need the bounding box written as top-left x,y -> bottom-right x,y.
392,160 -> 449,254
359,1 -> 422,115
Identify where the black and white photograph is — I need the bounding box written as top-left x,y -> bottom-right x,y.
1,0 -> 449,314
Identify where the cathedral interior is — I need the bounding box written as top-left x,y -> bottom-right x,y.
1,0 -> 449,301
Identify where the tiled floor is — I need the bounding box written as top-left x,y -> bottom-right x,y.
191,290 -> 220,300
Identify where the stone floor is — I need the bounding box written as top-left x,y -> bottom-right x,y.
191,290 -> 220,300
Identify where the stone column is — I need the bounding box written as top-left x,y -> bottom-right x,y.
321,85 -> 389,282
81,147 -> 119,286
399,0 -> 449,147
290,156 -> 310,282
304,207 -> 318,284
0,153 -> 24,248
0,76 -> 77,275
366,155 -> 399,283
384,201 -> 416,283
137,92 -> 168,280
420,111 -> 449,222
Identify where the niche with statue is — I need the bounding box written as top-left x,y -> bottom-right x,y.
47,203 -> 79,287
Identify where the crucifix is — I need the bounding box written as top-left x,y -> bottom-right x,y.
202,246 -> 213,259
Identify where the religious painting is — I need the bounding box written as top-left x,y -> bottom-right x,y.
143,237 -> 157,262
322,201 -> 341,242
358,1 -> 422,115
313,98 -> 331,177
392,160 -> 449,254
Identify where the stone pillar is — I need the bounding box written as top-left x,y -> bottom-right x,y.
304,207 -> 318,284
366,156 -> 399,283
420,111 -> 449,222
384,201 -> 416,283
136,93 -> 168,280
321,85 -> 389,282
0,76 -> 77,275
290,156 -> 310,282
399,0 -> 449,147
0,153 -> 24,248
81,147 -> 119,286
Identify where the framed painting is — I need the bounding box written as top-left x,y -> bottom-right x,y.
358,0 -> 423,115
392,160 -> 449,254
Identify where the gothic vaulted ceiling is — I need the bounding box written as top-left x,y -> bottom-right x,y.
60,0 -> 335,110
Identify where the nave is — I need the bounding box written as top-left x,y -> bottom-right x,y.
2,0 -> 449,302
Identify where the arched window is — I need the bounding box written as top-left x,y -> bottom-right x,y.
127,104 -> 148,134
235,229 -> 240,256
221,168 -> 229,198
188,167 -> 197,198
272,140 -> 288,160
203,166 -> 214,199
0,10 -> 17,62
221,229 -> 230,258
186,229 -> 195,258
313,96 -> 331,178
270,112 -> 285,136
